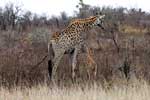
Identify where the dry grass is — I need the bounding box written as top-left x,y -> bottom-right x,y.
0,80 -> 150,100
119,25 -> 148,34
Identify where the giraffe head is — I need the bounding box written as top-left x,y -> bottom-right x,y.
93,14 -> 105,30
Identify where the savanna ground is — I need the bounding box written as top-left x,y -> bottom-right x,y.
1,1 -> 150,99
0,79 -> 150,100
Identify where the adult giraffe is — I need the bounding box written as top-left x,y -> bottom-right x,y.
48,14 -> 105,82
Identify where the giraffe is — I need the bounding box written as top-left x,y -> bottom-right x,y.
48,14 -> 105,82
85,47 -> 97,80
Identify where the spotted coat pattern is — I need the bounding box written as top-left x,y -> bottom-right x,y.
48,14 -> 105,81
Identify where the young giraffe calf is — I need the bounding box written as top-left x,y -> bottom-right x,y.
48,14 -> 105,82
85,47 -> 97,80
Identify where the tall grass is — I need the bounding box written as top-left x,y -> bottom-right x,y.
0,79 -> 149,100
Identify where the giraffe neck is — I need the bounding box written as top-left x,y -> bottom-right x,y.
71,16 -> 97,32
62,16 -> 97,35
81,19 -> 95,31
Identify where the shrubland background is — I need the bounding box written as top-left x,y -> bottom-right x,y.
0,0 -> 150,88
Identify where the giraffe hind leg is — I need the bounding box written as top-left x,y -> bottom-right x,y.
51,53 -> 64,82
48,60 -> 53,79
48,43 -> 55,80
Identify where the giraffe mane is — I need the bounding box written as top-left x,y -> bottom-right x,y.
70,16 -> 97,24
